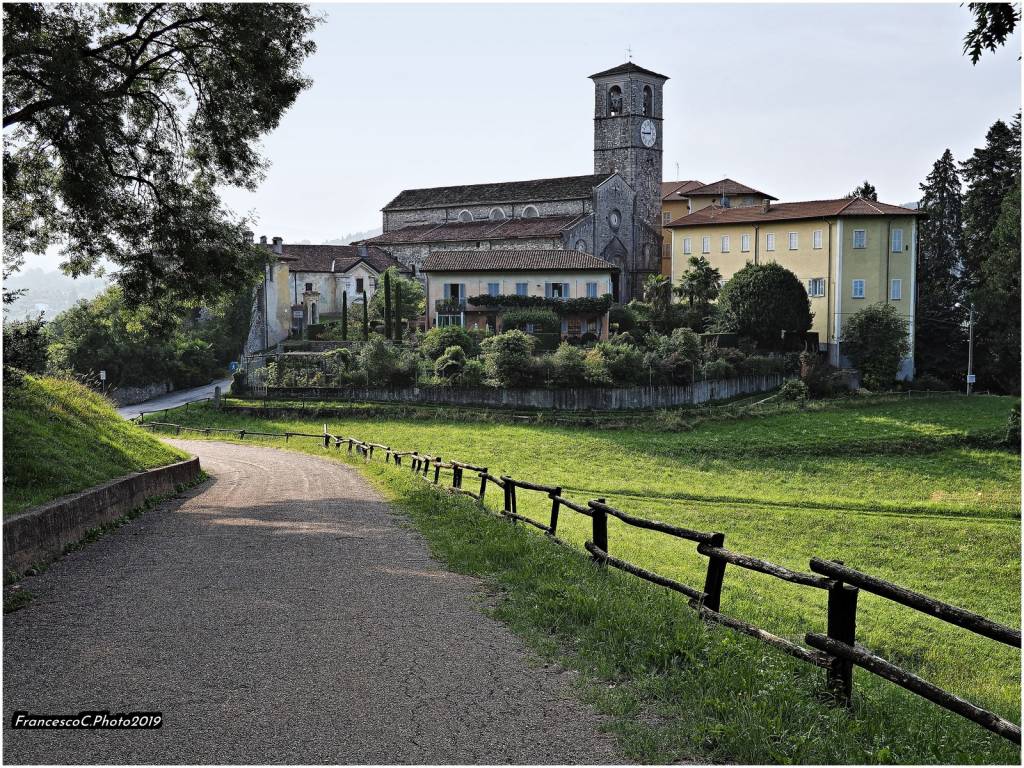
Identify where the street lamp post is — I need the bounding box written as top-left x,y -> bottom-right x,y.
955,302 -> 976,395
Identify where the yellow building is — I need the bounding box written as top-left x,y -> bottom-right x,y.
422,250 -> 616,340
659,178 -> 776,275
665,197 -> 924,378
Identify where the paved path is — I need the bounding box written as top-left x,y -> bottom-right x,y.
116,378 -> 232,420
3,441 -> 615,764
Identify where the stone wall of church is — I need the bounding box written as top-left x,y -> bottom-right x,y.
592,175 -> 638,301
384,198 -> 592,233
384,236 -> 565,272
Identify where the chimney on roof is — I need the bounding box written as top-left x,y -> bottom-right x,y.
272,236 -> 283,255
259,235 -> 268,245
761,199 -> 771,214
242,229 -> 254,244
357,244 -> 369,259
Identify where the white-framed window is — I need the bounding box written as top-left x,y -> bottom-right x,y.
663,211 -> 672,225
515,282 -> 528,296
891,228 -> 903,252
683,237 -> 692,255
586,281 -> 598,298
457,209 -> 473,223
813,229 -> 823,249
766,232 -> 776,251
788,232 -> 799,250
740,233 -> 751,252
890,278 -> 902,300
487,282 -> 500,297
852,279 -> 866,298
436,314 -> 464,328
721,235 -> 730,253
807,277 -> 826,297
522,205 -> 539,218
853,229 -> 867,249
702,236 -> 711,254
489,207 -> 506,221
546,282 -> 570,299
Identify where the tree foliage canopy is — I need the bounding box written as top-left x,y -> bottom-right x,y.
848,180 -> 878,201
715,262 -> 812,349
3,3 -> 319,306
841,304 -> 910,387
963,2 -> 1021,63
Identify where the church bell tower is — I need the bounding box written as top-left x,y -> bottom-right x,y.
591,62 -> 668,245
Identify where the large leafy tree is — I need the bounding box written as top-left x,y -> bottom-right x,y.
972,178 -> 1021,393
963,2 -> 1021,63
841,304 -> 910,389
3,3 -> 319,307
714,262 -> 812,349
675,255 -> 721,308
915,149 -> 966,379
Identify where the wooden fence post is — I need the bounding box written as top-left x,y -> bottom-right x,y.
347,439 -> 354,454
591,497 -> 607,564
509,481 -> 518,520
453,465 -> 462,489
826,561 -> 859,705
702,532 -> 727,611
548,488 -> 562,536
323,424 -> 329,449
433,457 -> 442,484
478,470 -> 489,502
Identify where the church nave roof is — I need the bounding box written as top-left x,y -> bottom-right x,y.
382,173 -> 613,211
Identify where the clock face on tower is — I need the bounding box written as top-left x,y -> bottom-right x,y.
640,119 -> 657,148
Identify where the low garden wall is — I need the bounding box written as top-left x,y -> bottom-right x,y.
263,374 -> 784,411
3,457 -> 202,574
108,380 -> 173,406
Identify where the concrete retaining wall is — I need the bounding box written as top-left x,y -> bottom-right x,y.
264,374 -> 784,411
3,457 -> 201,575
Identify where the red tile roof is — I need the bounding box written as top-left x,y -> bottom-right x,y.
422,250 -> 618,273
661,180 -> 704,200
364,214 -> 584,246
270,244 -> 409,274
684,178 -> 777,200
665,197 -> 925,228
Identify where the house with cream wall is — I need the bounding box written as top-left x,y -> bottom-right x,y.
665,197 -> 923,378
422,250 -> 617,341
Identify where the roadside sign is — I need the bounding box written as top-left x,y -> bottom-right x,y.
966,374 -> 976,384
99,370 -> 106,381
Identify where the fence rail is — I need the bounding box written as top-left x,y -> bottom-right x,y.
138,417 -> 1021,745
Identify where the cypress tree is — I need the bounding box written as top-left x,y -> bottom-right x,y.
383,270 -> 392,339
394,279 -> 402,341
362,290 -> 369,340
916,148 -> 966,379
341,290 -> 348,340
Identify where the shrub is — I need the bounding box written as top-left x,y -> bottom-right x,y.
458,358 -> 487,388
841,304 -> 910,386
583,348 -> 613,386
434,345 -> 467,381
420,325 -> 478,360
910,372 -> 951,391
230,369 -> 247,396
702,358 -> 736,380
480,330 -> 536,387
715,263 -> 812,349
780,378 -> 810,401
742,355 -> 784,376
608,304 -> 638,334
596,341 -> 645,385
305,323 -> 325,340
645,327 -> 702,384
1006,405 -> 1020,450
548,342 -> 588,388
501,307 -> 560,333
3,315 -> 48,376
323,347 -> 353,371
358,338 -> 416,386
799,350 -> 842,398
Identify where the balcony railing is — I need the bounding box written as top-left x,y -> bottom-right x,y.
435,298 -> 467,313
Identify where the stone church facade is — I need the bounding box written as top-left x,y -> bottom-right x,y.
362,62 -> 668,303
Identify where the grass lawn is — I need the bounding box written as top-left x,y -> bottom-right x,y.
157,394 -> 1020,762
3,375 -> 189,514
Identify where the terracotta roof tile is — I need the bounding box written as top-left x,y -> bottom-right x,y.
271,244 -> 409,274
661,180 -> 704,200
665,197 -> 925,228
422,250 -> 618,273
383,174 -> 612,211
684,178 -> 777,200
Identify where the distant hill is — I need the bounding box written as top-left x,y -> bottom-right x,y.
326,227 -> 382,245
4,268 -> 109,322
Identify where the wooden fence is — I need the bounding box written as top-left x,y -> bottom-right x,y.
139,418 -> 1021,745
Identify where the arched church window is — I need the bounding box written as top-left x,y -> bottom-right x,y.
575,240 -> 587,252
457,209 -> 473,222
642,85 -> 653,116
522,205 -> 539,219
489,208 -> 506,221
608,85 -> 623,116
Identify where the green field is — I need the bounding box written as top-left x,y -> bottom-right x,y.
159,394 -> 1020,762
3,375 -> 188,514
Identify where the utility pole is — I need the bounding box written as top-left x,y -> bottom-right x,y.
966,303 -> 975,396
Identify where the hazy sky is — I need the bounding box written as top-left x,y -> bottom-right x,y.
27,2 -> 1023,270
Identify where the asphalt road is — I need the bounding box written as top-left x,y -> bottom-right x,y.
3,440 -> 616,764
116,378 -> 232,421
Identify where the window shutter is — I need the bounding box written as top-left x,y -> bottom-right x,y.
443,284 -> 450,299
545,282 -> 552,298
563,282 -> 570,298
